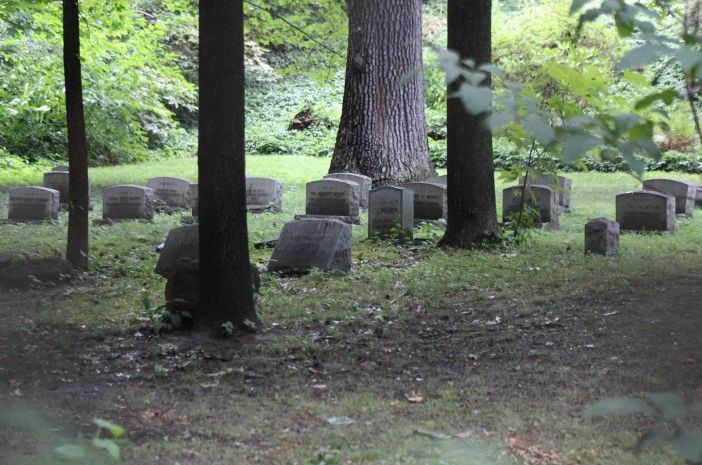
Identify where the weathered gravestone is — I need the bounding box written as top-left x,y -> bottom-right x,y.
502,185 -> 559,229
147,177 -> 193,210
8,186 -> 60,222
42,171 -> 70,205
585,217 -> 619,256
401,182 -> 447,225
697,186 -> 702,208
102,185 -> 154,220
246,177 -> 283,212
296,179 -> 360,224
324,173 -> 372,208
642,179 -> 696,216
188,183 -> 199,216
520,173 -> 572,210
616,190 -> 675,233
268,218 -> 352,274
368,186 -> 414,240
52,165 -> 69,172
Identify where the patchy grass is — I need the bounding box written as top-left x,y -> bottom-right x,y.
0,156 -> 700,465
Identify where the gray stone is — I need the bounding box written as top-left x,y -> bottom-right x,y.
642,179 -> 696,216
696,186 -> 702,208
304,179 -> 360,221
268,218 -> 352,274
585,217 -> 619,255
188,183 -> 199,216
368,186 -> 414,240
8,186 -> 60,222
147,177 -> 193,209
324,173 -> 372,208
520,173 -> 573,209
155,225 -> 199,279
502,185 -> 559,228
246,177 -> 283,212
401,182 -> 447,224
435,175 -> 447,185
102,185 -> 154,220
42,171 -> 70,205
616,190 -> 675,233
52,165 -> 69,172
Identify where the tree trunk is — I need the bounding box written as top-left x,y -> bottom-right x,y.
198,0 -> 260,331
330,0 -> 435,185
63,0 -> 89,271
439,0 -> 498,248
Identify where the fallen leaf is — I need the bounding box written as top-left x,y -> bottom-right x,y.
406,391 -> 424,403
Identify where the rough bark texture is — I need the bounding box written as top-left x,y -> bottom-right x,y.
330,0 -> 435,185
439,0 -> 498,248
198,0 -> 260,330
63,0 -> 89,270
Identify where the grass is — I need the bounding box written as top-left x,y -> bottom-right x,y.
0,155 -> 700,465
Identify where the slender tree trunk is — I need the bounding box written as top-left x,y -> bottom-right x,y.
330,0 -> 435,185
63,0 -> 89,270
198,0 -> 260,331
439,0 -> 498,248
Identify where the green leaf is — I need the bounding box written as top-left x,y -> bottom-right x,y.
676,46 -> 702,74
620,44 -> 667,69
623,70 -> 651,88
635,89 -> 679,110
645,393 -> 686,421
615,113 -> 641,132
561,134 -> 600,162
93,418 -> 126,438
524,114 -> 555,145
55,444 -> 87,460
673,433 -> 702,463
485,112 -> 513,131
457,83 -> 492,114
619,142 -> 648,175
584,396 -> 654,418
93,438 -> 121,461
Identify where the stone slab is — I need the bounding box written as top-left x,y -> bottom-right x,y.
8,186 -> 60,222
585,217 -> 620,255
502,185 -> 559,228
401,182 -> 447,222
368,186 -> 414,240
305,179 -> 360,218
246,177 -> 283,212
103,185 -> 154,220
616,190 -> 675,233
147,177 -> 193,209
520,173 -> 573,209
642,178 -> 696,216
324,173 -> 372,208
155,225 -> 198,278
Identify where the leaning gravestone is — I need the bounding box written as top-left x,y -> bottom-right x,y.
368,186 -> 414,240
42,171 -> 71,205
401,182 -> 447,225
520,173 -> 573,210
585,218 -> 619,256
52,165 -> 69,172
188,183 -> 199,216
502,185 -> 559,228
246,177 -> 283,212
147,177 -> 193,209
324,173 -> 372,209
616,190 -> 675,233
102,185 -> 154,220
642,179 -> 696,216
297,179 -> 360,224
8,186 -> 60,222
268,218 -> 352,274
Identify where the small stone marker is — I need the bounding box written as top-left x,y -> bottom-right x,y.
585,218 -> 619,256
246,177 -> 283,212
102,185 -> 154,220
8,186 -> 60,222
188,183 -> 199,216
521,173 -> 573,210
502,185 -> 559,228
43,171 -> 71,205
268,218 -> 352,274
147,177 -> 193,209
368,186 -> 414,240
642,179 -> 696,216
298,179 -> 360,224
324,173 -> 372,208
616,190 -> 675,233
155,225 -> 199,278
401,182 -> 447,225
52,165 -> 69,172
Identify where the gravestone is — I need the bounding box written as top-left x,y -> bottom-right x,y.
584,218 -> 619,256
696,186 -> 702,208
42,171 -> 71,205
246,177 -> 283,212
616,190 -> 675,233
188,183 -> 199,216
502,185 -> 559,228
642,179 -> 696,216
155,225 -> 199,278
52,165 -> 69,172
268,218 -> 352,274
297,179 -> 360,224
102,185 -> 154,220
368,186 -> 414,240
8,186 -> 60,222
520,173 -> 573,210
147,177 -> 193,209
324,173 -> 372,208
401,182 -> 447,225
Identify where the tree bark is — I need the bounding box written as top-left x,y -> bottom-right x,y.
198,0 -> 260,331
439,0 -> 498,248
63,0 -> 89,270
330,0 -> 435,185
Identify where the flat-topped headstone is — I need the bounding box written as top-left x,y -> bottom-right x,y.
147,177 -> 193,209
246,177 -> 283,212
502,185 -> 559,228
188,183 -> 199,216
368,186 -> 414,240
520,173 -> 572,209
52,165 -> 69,172
324,173 -> 372,209
585,218 -> 619,255
155,225 -> 198,278
8,186 -> 60,222
103,185 -> 154,220
301,179 -> 360,223
43,171 -> 71,205
642,179 -> 695,216
616,190 -> 675,233
268,218 -> 352,274
401,182 -> 447,225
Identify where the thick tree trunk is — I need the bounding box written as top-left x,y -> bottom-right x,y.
63,0 -> 89,271
198,0 -> 260,330
330,0 -> 435,185
439,0 -> 498,248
